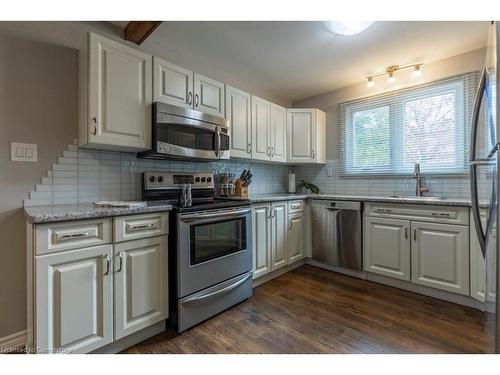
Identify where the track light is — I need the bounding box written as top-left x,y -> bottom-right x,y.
365,62 -> 423,88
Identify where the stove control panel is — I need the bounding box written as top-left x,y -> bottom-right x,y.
144,172 -> 214,190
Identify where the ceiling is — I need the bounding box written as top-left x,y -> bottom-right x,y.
119,21 -> 489,102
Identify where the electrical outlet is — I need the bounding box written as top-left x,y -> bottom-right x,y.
11,142 -> 38,162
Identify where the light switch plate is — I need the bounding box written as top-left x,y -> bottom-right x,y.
327,167 -> 333,177
11,142 -> 38,162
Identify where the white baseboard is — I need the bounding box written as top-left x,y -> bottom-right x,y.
0,330 -> 27,353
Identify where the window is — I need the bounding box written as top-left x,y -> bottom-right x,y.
340,72 -> 478,176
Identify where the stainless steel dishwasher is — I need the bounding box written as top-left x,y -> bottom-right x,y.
311,200 -> 362,271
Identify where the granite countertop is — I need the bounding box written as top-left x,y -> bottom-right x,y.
25,202 -> 173,224
243,193 -> 476,207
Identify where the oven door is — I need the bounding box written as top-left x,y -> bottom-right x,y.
177,207 -> 252,297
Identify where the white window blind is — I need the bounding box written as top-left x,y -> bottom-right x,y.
339,72 -> 478,176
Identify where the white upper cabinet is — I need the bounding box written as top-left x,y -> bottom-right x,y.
226,85 -> 252,159
153,58 -> 193,109
36,244 -> 113,353
80,32 -> 152,152
411,221 -> 469,295
153,57 -> 224,117
194,73 -> 225,117
270,104 -> 287,163
287,108 -> 326,164
252,95 -> 271,161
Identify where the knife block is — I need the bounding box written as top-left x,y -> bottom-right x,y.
235,179 -> 248,198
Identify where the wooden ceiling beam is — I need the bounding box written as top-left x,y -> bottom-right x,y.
124,21 -> 162,45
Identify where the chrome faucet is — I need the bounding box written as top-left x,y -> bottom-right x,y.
413,163 -> 429,196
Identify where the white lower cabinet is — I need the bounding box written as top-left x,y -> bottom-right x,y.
114,236 -> 168,340
411,222 -> 469,295
252,204 -> 272,278
270,202 -> 288,271
364,217 -> 411,281
35,244 -> 113,353
363,203 -> 471,296
287,212 -> 305,264
252,201 -> 306,279
30,213 -> 169,354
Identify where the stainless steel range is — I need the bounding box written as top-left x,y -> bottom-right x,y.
142,171 -> 252,332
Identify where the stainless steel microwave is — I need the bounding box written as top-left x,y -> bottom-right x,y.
138,102 -> 230,161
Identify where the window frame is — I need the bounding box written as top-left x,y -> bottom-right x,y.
340,73 -> 475,177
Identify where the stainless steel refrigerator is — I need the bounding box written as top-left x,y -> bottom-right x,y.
469,21 -> 500,353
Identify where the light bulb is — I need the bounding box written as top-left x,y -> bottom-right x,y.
367,77 -> 375,88
387,72 -> 396,84
412,65 -> 422,77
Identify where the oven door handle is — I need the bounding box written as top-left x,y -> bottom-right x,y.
181,273 -> 252,304
180,207 -> 251,223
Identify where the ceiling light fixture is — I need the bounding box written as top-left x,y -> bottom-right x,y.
324,21 -> 375,36
365,62 -> 423,88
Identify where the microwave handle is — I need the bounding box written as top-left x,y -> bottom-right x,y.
215,127 -> 221,158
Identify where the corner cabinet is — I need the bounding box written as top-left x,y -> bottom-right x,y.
153,57 -> 224,117
287,108 -> 326,164
79,32 -> 152,152
226,85 -> 252,159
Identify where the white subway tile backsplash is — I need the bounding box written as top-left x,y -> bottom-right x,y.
24,143 -> 290,207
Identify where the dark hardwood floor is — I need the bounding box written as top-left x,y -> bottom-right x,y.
123,265 -> 495,354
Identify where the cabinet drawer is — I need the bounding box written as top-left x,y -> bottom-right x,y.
365,203 -> 469,225
35,218 -> 112,255
114,213 -> 168,243
288,200 -> 304,213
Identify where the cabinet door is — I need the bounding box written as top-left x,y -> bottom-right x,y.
194,73 -> 225,117
35,245 -> 113,353
226,85 -> 252,159
252,204 -> 271,279
287,109 -> 315,163
364,217 -> 411,281
251,96 -> 271,161
411,222 -> 469,295
288,212 -> 305,264
271,202 -> 287,270
153,57 -> 193,109
88,33 -> 152,151
270,103 -> 287,163
114,236 -> 168,340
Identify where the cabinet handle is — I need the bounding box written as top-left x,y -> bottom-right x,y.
195,93 -> 199,107
91,117 -> 97,135
271,147 -> 275,157
413,228 -> 417,241
56,232 -> 92,241
404,227 -> 408,240
116,251 -> 123,273
127,223 -> 156,232
103,254 -> 110,276
289,219 -> 293,230
188,92 -> 193,105
312,149 -> 315,159
247,143 -> 252,154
